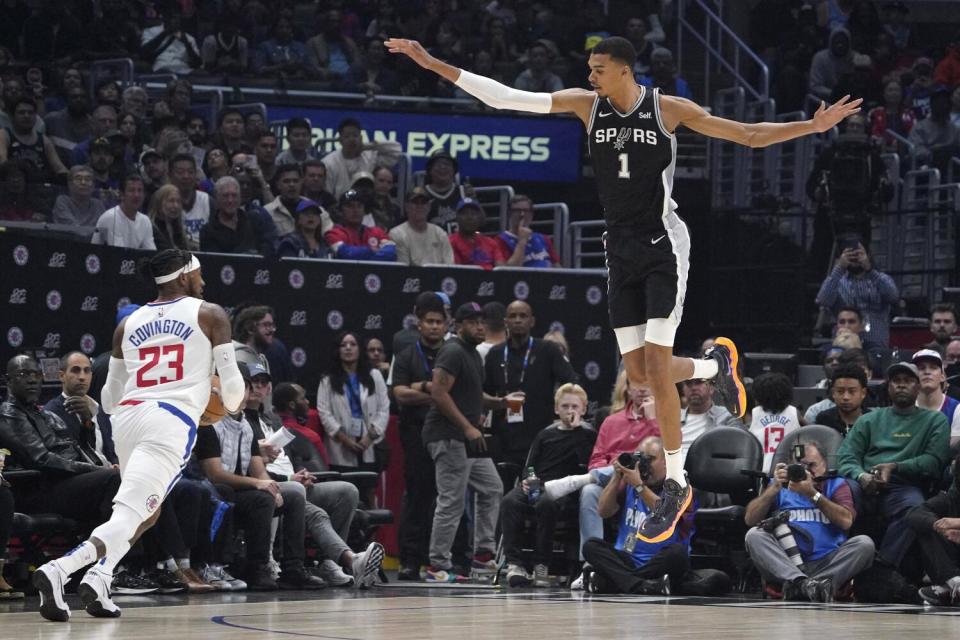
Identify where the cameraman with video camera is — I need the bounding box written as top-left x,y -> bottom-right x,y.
807,112 -> 893,276
745,441 -> 874,602
579,436 -> 694,594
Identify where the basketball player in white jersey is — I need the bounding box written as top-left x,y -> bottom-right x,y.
387,36 -> 861,543
34,249 -> 244,621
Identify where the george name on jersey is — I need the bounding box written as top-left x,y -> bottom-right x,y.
128,319 -> 195,347
594,127 -> 658,147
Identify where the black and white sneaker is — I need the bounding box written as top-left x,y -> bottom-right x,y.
145,569 -> 187,594
79,567 -> 121,618
351,542 -> 385,589
112,569 -> 160,595
33,562 -> 70,622
705,337 -> 747,419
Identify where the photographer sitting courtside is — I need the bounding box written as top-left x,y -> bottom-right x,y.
745,442 -> 874,602
580,436 -> 692,595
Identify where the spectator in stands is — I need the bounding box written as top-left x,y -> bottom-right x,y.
750,373 -> 805,471
815,241 -> 898,347
0,161 -> 41,222
43,351 -> 116,466
185,114 -> 208,151
913,350 -> 960,448
322,117 -> 402,199
0,97 -> 67,182
832,305 -> 882,351
947,339 -> 960,368
201,175 -> 276,256
52,164 -> 104,227
212,108 -> 247,157
118,112 -> 146,165
923,303 -> 959,355
951,87 -> 960,126
934,30 -> 960,89
88,137 -> 119,207
272,382 -> 329,462
71,104 -> 116,166
276,117 -> 316,166
276,199 -> 332,259
232,305 -> 276,379
638,47 -> 693,100
0,355 -> 120,529
148,184 -> 189,251
623,15 -> 657,76
424,149 -> 462,231
139,148 -> 168,205
346,37 -> 399,97
254,15 -> 314,78
369,167 -> 401,229
365,337 -> 391,380
254,131 -> 279,185
809,27 -> 857,101
244,111 -> 266,148
503,383 -> 597,587
301,160 -> 336,213
390,186 -> 454,266
909,86 -> 960,173
449,198 -> 506,270
316,330 -> 390,506
806,348 -> 877,422
832,329 -> 862,351
745,442 -> 874,602
141,11 -> 201,75
907,57 -> 938,119
266,164 -> 306,236
325,189 -> 396,261
202,18 -> 249,75
477,301 -> 507,362
391,292 -> 449,579
513,41 -> 563,93
838,361 -> 950,569
423,302 -> 515,582
43,85 -> 90,163
817,364 -> 871,436
168,153 -> 211,251
816,347 -> 845,391
165,79 -> 192,126
484,300 -> 576,467
307,8 -> 360,81
881,0 -> 912,49
91,174 -> 154,249
680,377 -> 746,461
868,80 -> 915,149
906,452 -> 960,606
120,86 -> 148,121
499,194 -> 561,268
580,436 -> 689,595
196,381 -> 318,590
200,148 -> 229,193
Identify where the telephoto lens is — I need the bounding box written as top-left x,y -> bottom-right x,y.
771,512 -> 803,566
617,452 -> 637,469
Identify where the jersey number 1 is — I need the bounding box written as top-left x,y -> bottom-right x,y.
136,344 -> 184,387
618,153 -> 630,179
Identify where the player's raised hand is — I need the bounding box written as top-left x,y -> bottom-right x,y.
385,38 -> 435,69
812,95 -> 863,133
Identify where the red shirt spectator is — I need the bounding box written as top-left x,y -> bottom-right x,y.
448,197 -> 506,270
588,401 -> 661,470
324,189 -> 396,261
281,410 -> 330,466
934,39 -> 960,88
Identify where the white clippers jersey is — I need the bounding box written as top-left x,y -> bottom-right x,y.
120,296 -> 213,420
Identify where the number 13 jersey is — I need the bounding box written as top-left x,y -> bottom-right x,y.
587,86 -> 678,232
120,296 -> 213,419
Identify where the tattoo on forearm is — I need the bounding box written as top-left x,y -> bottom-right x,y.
437,370 -> 449,386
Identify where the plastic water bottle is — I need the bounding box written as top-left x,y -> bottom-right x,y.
526,467 -> 540,504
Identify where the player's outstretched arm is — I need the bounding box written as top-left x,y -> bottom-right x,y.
662,93 -> 862,148
100,318 -> 130,414
385,38 -> 593,120
201,302 -> 245,415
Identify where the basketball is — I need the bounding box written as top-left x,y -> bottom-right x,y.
199,374 -> 227,426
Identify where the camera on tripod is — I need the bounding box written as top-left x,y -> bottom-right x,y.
617,451 -> 654,481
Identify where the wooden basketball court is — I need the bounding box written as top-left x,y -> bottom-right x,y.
2,583 -> 958,639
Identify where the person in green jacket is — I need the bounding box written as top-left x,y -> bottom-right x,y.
838,361 -> 950,569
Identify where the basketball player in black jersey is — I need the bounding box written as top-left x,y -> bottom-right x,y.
387,36 -> 861,543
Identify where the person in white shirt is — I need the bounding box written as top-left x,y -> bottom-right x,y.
321,117 -> 402,198
388,186 -> 454,266
748,373 -> 803,471
913,349 -> 960,449
141,12 -> 201,75
168,153 -> 210,250
91,175 -> 155,250
680,378 -> 745,463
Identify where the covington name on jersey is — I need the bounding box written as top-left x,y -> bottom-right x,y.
127,319 -> 196,347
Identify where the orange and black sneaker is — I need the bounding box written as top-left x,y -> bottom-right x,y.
637,478 -> 692,544
706,336 -> 747,419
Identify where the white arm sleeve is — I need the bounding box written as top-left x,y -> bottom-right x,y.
454,70 -> 553,113
213,343 -> 245,414
101,357 -> 129,414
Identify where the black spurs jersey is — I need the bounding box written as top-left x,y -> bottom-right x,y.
587,86 -> 678,231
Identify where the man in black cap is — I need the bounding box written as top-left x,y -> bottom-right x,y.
324,189 -> 396,261
389,185 -> 454,266
422,302 -> 523,582
424,149 -> 463,231
838,361 -> 950,571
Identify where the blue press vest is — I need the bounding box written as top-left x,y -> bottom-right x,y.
775,476 -> 848,561
615,485 -> 694,567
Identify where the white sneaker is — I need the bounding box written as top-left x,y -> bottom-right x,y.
219,565 -> 247,591
351,542 -> 385,589
79,567 -> 121,618
506,564 -> 531,588
544,474 -> 595,501
533,564 -> 550,588
318,559 -> 354,586
199,564 -> 233,591
570,573 -> 585,591
33,562 -> 70,622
